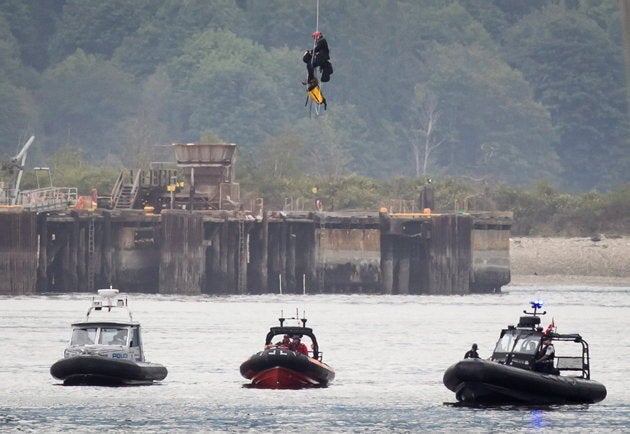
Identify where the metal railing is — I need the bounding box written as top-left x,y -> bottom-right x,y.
17,187 -> 78,211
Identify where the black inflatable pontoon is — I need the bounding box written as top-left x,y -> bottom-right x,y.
240,313 -> 335,389
50,288 -> 167,386
443,301 -> 607,405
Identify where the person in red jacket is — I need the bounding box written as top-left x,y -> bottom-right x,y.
289,336 -> 309,356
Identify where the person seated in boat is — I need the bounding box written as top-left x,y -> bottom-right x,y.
534,337 -> 556,373
71,328 -> 96,346
289,336 -> 309,356
464,343 -> 480,359
265,334 -> 291,350
276,334 -> 291,348
112,329 -> 128,345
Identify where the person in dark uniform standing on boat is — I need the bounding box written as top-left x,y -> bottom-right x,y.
535,337 -> 555,373
464,343 -> 480,359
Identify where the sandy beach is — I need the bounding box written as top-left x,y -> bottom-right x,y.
508,236 -> 630,286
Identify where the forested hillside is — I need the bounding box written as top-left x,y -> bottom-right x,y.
1,0 -> 628,192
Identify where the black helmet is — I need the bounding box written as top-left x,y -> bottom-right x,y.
472,343 -> 478,349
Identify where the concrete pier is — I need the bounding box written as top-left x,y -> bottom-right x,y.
0,208 -> 512,295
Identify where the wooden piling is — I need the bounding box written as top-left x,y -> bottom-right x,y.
287,223 -> 296,293
37,212 -> 48,291
237,221 -> 249,294
381,235 -> 394,295
260,211 -> 269,293
220,215 -> 229,293
0,210 -> 38,294
279,220 -> 288,292
209,223 -> 221,294
159,210 -> 204,294
306,221 -> 317,293
397,238 -> 410,295
227,220 -> 237,292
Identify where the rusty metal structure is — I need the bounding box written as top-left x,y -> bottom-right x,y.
109,143 -> 240,212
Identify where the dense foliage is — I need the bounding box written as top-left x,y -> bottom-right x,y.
1,0 -> 628,193
16,145 -> 630,236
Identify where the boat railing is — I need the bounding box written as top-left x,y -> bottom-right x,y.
311,350 -> 323,362
556,356 -> 588,378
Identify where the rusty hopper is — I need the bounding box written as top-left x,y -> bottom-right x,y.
172,142 -> 240,210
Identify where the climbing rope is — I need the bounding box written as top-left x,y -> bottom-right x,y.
311,0 -> 322,116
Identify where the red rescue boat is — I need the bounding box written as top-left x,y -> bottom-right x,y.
240,313 -> 335,389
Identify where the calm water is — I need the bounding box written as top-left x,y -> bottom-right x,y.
1,285 -> 629,433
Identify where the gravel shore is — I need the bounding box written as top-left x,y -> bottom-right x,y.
508,236 -> 630,286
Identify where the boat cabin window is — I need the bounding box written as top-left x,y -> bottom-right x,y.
71,327 -> 97,346
99,327 -> 128,346
493,331 -> 516,354
513,336 -> 541,355
130,326 -> 141,348
267,333 -> 316,357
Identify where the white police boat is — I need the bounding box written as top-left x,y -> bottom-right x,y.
50,288 -> 167,386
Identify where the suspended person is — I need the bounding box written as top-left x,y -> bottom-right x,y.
302,31 -> 333,86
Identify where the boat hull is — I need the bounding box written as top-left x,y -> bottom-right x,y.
443,359 -> 607,405
51,355 -> 168,386
240,348 -> 335,389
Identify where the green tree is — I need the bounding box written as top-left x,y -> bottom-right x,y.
38,49 -> 139,157
0,15 -> 35,154
120,68 -> 174,167
0,0 -> 63,71
48,0 -> 152,64
41,144 -> 119,194
503,3 -> 628,190
419,43 -> 560,184
166,29 -> 301,147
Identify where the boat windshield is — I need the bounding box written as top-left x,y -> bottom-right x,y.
71,327 -> 97,346
493,331 -> 517,353
513,335 -> 540,355
99,327 -> 129,346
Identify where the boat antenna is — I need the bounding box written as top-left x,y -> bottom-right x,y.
301,309 -> 307,327
279,308 -> 285,327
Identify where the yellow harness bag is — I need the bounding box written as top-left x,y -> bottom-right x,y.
306,82 -> 327,109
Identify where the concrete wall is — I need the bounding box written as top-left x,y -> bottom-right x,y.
470,212 -> 513,292
317,228 -> 381,293
159,211 -> 204,294
1,209 -> 512,295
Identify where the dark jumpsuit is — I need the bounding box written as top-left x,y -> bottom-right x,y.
307,37 -> 330,82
